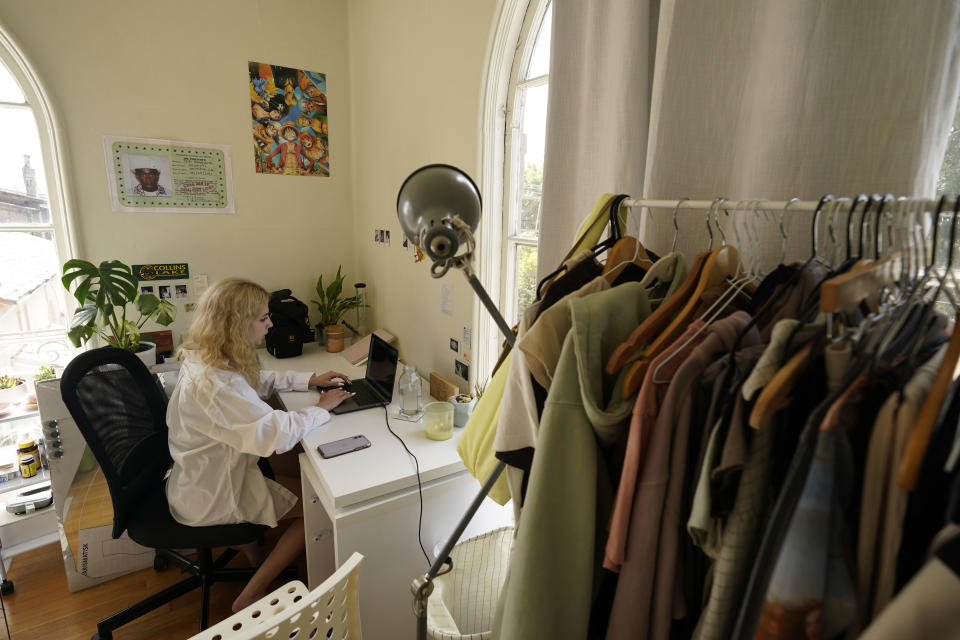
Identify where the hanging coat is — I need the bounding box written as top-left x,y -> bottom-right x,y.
492,282 -> 652,640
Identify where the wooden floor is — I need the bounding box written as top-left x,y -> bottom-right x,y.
0,540 -> 268,640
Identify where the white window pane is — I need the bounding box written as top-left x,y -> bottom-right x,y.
515,83 -> 547,236
525,3 -> 552,80
0,231 -> 68,335
0,63 -> 24,104
514,243 -> 538,322
0,105 -> 48,206
937,100 -> 960,195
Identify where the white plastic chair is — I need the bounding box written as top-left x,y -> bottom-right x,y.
189,552 -> 363,640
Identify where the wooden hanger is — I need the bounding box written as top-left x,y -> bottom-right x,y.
618,244 -> 739,397
898,312 -> 960,490
602,236 -> 654,283
819,251 -> 902,314
606,250 -> 709,375
748,335 -> 825,428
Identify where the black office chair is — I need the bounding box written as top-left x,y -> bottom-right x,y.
60,347 -> 269,640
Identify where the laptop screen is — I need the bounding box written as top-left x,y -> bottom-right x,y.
366,333 -> 399,400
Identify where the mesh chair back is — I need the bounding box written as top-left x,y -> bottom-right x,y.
60,347 -> 172,539
188,552 -> 364,640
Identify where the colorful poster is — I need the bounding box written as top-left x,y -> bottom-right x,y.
249,61 -> 329,177
103,136 -> 235,214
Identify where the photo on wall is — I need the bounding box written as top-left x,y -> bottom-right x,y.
249,61 -> 329,177
103,136 -> 235,214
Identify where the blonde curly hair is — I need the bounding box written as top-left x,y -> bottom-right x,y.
179,278 -> 269,387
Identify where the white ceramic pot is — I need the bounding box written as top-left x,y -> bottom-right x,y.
448,394 -> 477,428
0,380 -> 27,404
135,341 -> 157,368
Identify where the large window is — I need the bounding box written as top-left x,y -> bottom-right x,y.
0,30 -> 76,388
477,0 -> 551,379
502,2 -> 551,328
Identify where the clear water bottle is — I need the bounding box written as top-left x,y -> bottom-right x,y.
398,364 -> 422,418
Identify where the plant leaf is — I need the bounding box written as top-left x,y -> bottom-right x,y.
61,259 -> 100,305
136,293 -> 160,315
121,321 -> 140,350
67,324 -> 96,348
154,299 -> 177,326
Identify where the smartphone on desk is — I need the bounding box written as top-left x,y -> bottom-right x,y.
318,434 -> 371,459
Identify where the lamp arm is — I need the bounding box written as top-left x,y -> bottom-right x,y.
463,267 -> 516,348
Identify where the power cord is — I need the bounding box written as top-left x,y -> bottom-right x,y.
381,405 -> 430,566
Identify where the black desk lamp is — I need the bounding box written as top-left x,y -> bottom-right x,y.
396,164 -> 513,639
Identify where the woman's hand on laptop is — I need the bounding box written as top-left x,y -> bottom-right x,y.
316,387 -> 355,411
310,370 -> 351,389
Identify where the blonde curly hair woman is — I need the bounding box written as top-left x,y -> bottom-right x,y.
165,277 -> 353,612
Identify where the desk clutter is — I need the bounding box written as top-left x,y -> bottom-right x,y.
429,372 -> 459,402
340,329 -> 395,365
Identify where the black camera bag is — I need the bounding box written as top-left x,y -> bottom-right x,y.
265,289 -> 314,358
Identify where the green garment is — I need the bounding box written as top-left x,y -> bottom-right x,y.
492,282 -> 652,639
456,193 -> 624,505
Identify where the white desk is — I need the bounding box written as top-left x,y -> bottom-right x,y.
261,344 -> 512,640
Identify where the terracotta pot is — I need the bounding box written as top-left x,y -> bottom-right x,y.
324,324 -> 345,352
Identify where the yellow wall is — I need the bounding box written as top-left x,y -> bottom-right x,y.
346,0 -> 497,388
0,0 -> 498,387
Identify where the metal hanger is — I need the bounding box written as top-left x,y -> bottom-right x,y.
651,199 -> 753,383
671,198 -> 688,253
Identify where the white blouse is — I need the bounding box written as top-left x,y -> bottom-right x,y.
165,355 -> 330,527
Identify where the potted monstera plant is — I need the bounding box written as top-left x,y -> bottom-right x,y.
61,259 -> 176,366
312,265 -> 364,352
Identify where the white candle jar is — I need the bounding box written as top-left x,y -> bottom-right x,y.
424,401 -> 454,441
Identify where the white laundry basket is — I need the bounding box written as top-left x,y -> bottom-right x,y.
427,526 -> 514,640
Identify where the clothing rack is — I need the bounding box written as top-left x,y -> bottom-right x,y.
622,196 -> 958,211
416,191 -> 960,640
623,198 -> 822,211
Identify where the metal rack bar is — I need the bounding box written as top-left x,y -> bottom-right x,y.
622,196 -> 956,212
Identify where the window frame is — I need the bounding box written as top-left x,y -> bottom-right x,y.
0,24 -> 78,349
477,0 -> 551,380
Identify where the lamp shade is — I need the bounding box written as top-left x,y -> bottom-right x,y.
396,164 -> 482,262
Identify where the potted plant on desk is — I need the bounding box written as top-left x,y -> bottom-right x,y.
61,259 -> 177,366
312,265 -> 365,353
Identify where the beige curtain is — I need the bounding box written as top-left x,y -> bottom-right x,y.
538,0 -> 960,277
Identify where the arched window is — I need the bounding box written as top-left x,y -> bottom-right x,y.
0,26 -> 77,384
477,0 -> 552,379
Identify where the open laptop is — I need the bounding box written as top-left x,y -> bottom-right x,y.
331,332 -> 399,414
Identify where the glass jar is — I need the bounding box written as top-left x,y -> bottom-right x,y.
17,437 -> 39,473
424,402 -> 454,441
398,364 -> 422,419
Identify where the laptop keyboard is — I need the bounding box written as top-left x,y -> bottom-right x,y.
352,382 -> 383,405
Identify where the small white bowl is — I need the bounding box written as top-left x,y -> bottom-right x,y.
0,381 -> 26,405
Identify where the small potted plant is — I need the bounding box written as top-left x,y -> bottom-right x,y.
61,259 -> 177,366
0,374 -> 26,404
34,365 -> 57,382
447,392 -> 478,428
312,265 -> 365,353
